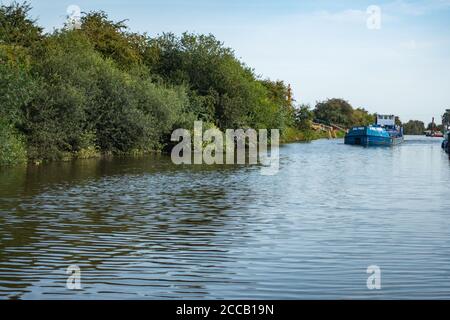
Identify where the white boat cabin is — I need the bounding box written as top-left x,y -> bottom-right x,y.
376,114 -> 395,127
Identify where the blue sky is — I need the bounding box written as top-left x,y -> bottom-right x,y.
6,0 -> 450,123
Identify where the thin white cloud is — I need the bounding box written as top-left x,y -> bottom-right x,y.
312,9 -> 367,24
383,0 -> 450,16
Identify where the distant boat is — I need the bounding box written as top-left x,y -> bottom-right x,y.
425,116 -> 444,137
425,130 -> 444,138
345,114 -> 404,146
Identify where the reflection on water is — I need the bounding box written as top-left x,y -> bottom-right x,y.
1,136 -> 450,299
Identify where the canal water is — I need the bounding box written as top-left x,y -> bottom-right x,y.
0,136 -> 449,299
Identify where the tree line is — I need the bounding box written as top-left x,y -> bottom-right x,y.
1,2 -> 378,166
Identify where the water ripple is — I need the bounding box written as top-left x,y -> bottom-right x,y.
1,136 -> 450,299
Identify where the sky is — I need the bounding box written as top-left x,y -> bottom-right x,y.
5,0 -> 450,124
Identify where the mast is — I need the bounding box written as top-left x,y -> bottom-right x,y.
431,117 -> 435,135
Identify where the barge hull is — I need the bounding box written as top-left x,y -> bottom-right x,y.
345,135 -> 403,146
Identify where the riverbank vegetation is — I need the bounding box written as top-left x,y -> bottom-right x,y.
1,2 -> 374,166
313,98 -> 374,128
403,120 -> 425,135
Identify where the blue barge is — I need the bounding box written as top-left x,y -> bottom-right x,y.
345,114 -> 404,147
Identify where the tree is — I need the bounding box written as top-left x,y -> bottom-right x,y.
352,108 -> 374,126
260,79 -> 294,130
79,11 -> 145,69
0,3 -> 312,165
145,32 -> 283,130
313,99 -> 376,128
403,120 -> 425,135
0,1 -> 42,47
294,104 -> 314,130
313,98 -> 354,127
0,42 -> 37,165
25,30 -> 193,160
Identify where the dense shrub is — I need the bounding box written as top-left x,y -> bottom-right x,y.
0,2 -> 42,47
313,99 -> 374,127
0,119 -> 27,166
146,33 -> 288,130
23,31 -> 194,159
0,2 -> 321,166
403,120 -> 425,135
0,45 -> 36,165
294,104 -> 314,130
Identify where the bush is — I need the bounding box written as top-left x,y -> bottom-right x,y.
403,120 -> 425,135
294,104 -> 314,130
0,120 -> 27,166
1,3 -> 320,166
0,45 -> 36,165
0,1 -> 43,48
25,32 -> 96,160
147,33 -> 288,131
0,46 -> 36,126
23,30 -> 195,160
313,99 -> 374,127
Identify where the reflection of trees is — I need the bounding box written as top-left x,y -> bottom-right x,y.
0,155 -> 256,298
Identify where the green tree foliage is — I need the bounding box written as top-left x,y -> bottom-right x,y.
0,45 -> 36,126
0,1 -> 42,47
313,98 -> 374,127
294,104 -> 314,130
25,32 -> 96,159
1,4 -> 199,163
78,11 -> 145,69
352,108 -> 374,126
314,98 -> 354,127
146,33 -> 285,130
0,45 -> 36,165
260,79 -> 294,130
403,120 -> 425,135
0,119 -> 27,166
1,2 -> 346,166
24,31 -> 192,160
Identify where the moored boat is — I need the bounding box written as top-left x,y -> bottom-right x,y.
442,131 -> 449,154
426,130 -> 444,138
345,114 -> 404,147
442,109 -> 449,155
